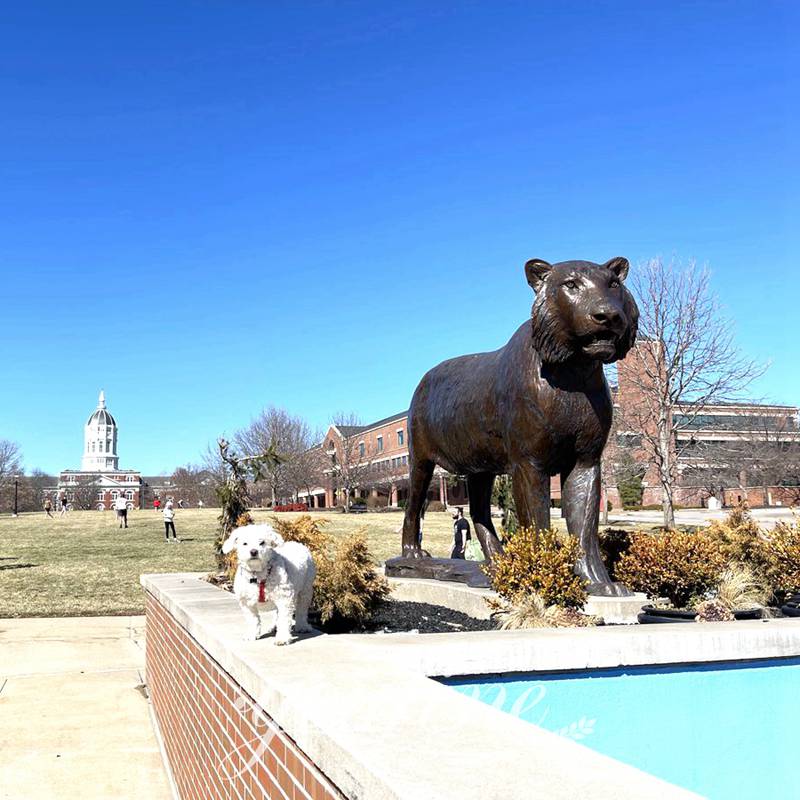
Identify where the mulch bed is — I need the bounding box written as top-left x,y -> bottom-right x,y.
354,600 -> 496,634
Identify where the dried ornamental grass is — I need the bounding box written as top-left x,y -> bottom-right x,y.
714,564 -> 768,612
494,593 -> 600,630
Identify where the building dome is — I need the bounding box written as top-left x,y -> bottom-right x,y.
81,391 -> 120,472
87,407 -> 117,427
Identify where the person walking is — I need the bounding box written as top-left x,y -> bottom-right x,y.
58,493 -> 68,516
44,497 -> 54,518
449,507 -> 471,559
163,500 -> 178,543
114,494 -> 129,528
153,497 -> 161,512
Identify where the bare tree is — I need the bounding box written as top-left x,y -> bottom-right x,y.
70,475 -> 101,510
620,258 -> 766,528
328,412 -> 370,512
0,440 -> 23,511
235,406 -> 308,506
282,427 -> 326,505
16,469 -> 56,513
169,464 -> 219,507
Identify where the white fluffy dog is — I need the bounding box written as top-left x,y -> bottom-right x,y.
222,523 -> 316,645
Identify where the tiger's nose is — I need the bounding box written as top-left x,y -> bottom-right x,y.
249,548 -> 258,557
591,309 -> 622,328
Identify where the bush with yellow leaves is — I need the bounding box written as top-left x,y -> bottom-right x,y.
615,529 -> 726,608
488,527 -> 587,610
706,504 -> 766,569
759,521 -> 800,603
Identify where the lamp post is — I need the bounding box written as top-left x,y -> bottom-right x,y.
13,475 -> 19,517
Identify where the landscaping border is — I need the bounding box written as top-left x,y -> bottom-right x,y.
142,572 -> 800,800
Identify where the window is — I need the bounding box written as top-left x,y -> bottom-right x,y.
359,442 -> 365,458
107,440 -> 111,451
377,436 -> 384,453
402,455 -> 408,465
97,491 -> 105,500
111,491 -> 119,500
397,429 -> 404,446
125,490 -> 134,500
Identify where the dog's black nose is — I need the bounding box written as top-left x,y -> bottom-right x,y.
249,548 -> 258,557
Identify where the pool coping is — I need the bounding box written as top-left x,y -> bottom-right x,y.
141,572 -> 800,800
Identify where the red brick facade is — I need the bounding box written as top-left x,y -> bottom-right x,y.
145,593 -> 344,800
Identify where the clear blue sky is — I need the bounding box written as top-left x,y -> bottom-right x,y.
1,1 -> 797,475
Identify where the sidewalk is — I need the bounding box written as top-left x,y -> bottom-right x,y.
0,616 -> 172,800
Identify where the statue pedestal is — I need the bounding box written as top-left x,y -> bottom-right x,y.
584,593 -> 648,625
384,557 -> 491,589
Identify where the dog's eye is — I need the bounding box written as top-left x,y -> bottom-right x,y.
259,541 -> 265,546
242,542 -> 247,546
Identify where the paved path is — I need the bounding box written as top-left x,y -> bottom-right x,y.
0,616 -> 172,800
605,506 -> 796,529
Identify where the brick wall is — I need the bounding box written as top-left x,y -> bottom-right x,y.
145,594 -> 344,800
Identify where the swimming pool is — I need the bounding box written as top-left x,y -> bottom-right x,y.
445,657 -> 800,799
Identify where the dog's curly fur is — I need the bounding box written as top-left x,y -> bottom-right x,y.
222,523 -> 316,645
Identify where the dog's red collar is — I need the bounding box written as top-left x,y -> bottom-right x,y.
248,576 -> 266,602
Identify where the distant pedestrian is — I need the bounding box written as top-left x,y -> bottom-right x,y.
450,507 -> 471,559
154,497 -> 161,512
197,500 -> 204,510
114,494 -> 129,528
59,493 -> 68,516
163,501 -> 178,542
44,498 -> 53,518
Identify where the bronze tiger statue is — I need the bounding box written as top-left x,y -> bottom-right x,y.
400,256 -> 639,596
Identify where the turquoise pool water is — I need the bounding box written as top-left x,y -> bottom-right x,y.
445,658 -> 800,799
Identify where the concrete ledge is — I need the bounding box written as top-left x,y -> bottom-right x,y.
386,574 -> 648,624
141,573 -> 800,800
386,575 -> 495,619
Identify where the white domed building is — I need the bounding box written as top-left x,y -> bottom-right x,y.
56,391 -> 143,510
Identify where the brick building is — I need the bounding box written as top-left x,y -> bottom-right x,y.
304,341 -> 799,511
300,412 -> 468,509
606,342 -> 800,508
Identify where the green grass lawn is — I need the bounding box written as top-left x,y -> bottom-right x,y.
0,508 -> 460,618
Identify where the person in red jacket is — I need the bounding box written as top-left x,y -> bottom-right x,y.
154,497 -> 161,512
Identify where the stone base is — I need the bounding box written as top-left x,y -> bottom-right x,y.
384,557 -> 491,589
584,592 -> 649,625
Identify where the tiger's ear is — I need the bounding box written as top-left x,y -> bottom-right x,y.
524,259 -> 552,292
604,256 -> 630,281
